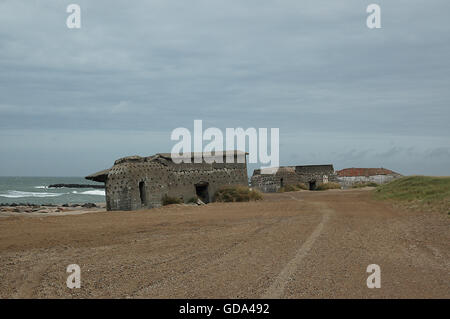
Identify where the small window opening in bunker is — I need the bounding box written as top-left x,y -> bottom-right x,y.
195,182 -> 210,204
280,178 -> 284,187
308,180 -> 316,191
139,181 -> 146,205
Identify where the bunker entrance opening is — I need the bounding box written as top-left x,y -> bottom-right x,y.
309,180 -> 316,190
139,181 -> 146,205
195,182 -> 210,204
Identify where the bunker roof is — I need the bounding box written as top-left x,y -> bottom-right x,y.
85,168 -> 110,182
157,150 -> 248,160
85,150 -> 248,182
336,168 -> 400,177
253,164 -> 334,175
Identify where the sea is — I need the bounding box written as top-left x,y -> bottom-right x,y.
0,177 -> 105,205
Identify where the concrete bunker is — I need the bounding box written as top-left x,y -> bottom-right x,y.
251,164 -> 337,193
86,151 -> 248,211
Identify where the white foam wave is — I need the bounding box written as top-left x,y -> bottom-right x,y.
0,190 -> 64,198
71,190 -> 105,196
34,186 -> 48,189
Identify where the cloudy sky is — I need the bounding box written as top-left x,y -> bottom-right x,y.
0,0 -> 449,176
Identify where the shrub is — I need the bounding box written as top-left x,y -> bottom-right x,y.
214,185 -> 263,202
278,185 -> 297,192
278,183 -> 308,193
162,194 -> 183,206
186,196 -> 198,204
315,182 -> 341,191
296,183 -> 308,190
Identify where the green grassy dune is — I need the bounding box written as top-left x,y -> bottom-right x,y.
374,176 -> 450,213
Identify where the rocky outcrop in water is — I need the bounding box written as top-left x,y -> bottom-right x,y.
48,184 -> 105,189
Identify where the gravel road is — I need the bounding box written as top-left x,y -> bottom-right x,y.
0,189 -> 448,298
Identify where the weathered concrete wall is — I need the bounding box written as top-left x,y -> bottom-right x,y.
251,165 -> 337,192
102,153 -> 248,211
105,160 -> 170,211
337,174 -> 400,188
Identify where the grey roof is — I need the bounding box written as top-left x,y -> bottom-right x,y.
85,150 -> 248,181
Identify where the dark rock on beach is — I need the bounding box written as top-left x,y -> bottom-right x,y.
82,203 -> 97,208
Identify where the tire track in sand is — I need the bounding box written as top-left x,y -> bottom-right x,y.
261,197 -> 332,299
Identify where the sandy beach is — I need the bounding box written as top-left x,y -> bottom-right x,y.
0,188 -> 448,299
0,203 -> 106,218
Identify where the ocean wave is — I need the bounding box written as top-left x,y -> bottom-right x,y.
71,190 -> 105,196
34,186 -> 48,189
0,190 -> 64,198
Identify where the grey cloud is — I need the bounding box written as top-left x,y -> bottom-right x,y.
427,147 -> 450,159
0,0 -> 449,175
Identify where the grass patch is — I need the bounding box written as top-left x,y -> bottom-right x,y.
373,176 -> 450,213
315,182 -> 341,191
162,194 -> 183,206
214,185 -> 263,202
186,196 -> 198,204
278,183 -> 308,192
352,182 -> 379,188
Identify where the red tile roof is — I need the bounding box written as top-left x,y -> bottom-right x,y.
336,168 -> 400,177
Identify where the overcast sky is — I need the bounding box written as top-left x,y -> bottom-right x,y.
0,0 -> 449,176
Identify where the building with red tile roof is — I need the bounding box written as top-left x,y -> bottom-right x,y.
336,167 -> 402,187
336,167 -> 400,177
